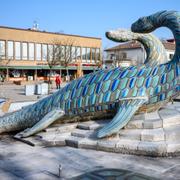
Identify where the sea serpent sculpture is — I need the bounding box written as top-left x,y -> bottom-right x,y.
106,29 -> 168,65
0,10 -> 179,138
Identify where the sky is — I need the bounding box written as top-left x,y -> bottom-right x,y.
0,0 -> 180,49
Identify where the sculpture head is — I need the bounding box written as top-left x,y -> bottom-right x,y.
106,29 -> 136,42
131,16 -> 155,33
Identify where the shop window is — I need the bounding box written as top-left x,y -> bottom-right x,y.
82,47 -> 87,63
91,48 -> 96,63
0,40 -> 5,59
86,48 -> 91,63
76,47 -> 81,60
29,43 -> 34,60
7,41 -> 14,59
22,42 -> 28,60
15,42 -> 21,60
36,44 -> 41,61
71,46 -> 77,61
42,44 -> 47,61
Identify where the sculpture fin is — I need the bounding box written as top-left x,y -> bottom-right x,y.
97,97 -> 147,138
15,108 -> 65,138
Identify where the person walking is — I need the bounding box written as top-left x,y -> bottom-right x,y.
55,75 -> 61,89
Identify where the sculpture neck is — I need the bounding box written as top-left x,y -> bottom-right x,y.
150,11 -> 180,63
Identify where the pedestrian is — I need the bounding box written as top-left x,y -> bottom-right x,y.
55,75 -> 61,89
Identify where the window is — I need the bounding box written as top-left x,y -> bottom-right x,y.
76,47 -> 81,60
91,48 -> 96,63
60,46 -> 65,60
169,53 -> 174,59
22,42 -> 28,60
36,44 -> 41,61
96,48 -> 101,61
29,43 -> 34,60
42,44 -> 47,61
48,45 -> 53,61
86,48 -> 91,63
71,46 -> 76,61
15,42 -> 21,60
82,47 -> 87,63
7,41 -> 14,59
0,40 -> 5,59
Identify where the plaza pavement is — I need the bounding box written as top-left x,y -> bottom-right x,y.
0,134 -> 180,179
0,83 -> 180,179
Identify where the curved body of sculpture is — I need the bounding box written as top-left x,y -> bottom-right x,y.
0,10 -> 179,138
106,29 -> 168,65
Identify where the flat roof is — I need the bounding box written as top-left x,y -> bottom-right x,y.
0,25 -> 102,40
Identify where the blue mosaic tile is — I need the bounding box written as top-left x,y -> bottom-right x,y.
138,87 -> 146,96
137,68 -> 145,77
129,77 -> 136,89
119,69 -> 129,78
103,92 -> 111,103
120,88 -> 129,98
96,82 -> 103,94
103,71 -> 113,81
155,85 -> 161,94
82,86 -> 88,96
145,77 -> 152,88
159,93 -> 166,101
128,68 -> 138,78
152,67 -> 159,76
160,74 -> 167,84
88,75 -> 96,85
111,79 -> 120,91
88,84 -> 96,95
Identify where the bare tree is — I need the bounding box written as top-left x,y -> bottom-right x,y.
47,38 -> 77,91
0,57 -> 11,82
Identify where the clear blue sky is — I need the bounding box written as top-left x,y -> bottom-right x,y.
0,0 -> 180,49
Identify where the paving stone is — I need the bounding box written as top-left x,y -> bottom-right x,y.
159,109 -> 180,127
164,124 -> 180,141
65,136 -> 84,148
115,140 -> 140,154
97,140 -> 118,152
137,141 -> 167,156
125,119 -> 143,129
24,171 -> 59,180
40,133 -> 70,147
119,129 -> 142,141
133,114 -> 145,120
45,123 -> 77,133
141,128 -> 165,142
143,119 -> 162,129
78,138 -> 97,150
0,169 -> 20,180
77,120 -> 109,130
166,141 -> 180,154
71,129 -> 94,138
144,111 -> 160,121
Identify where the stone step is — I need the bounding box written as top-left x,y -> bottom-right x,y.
141,128 -> 165,142
118,129 -> 142,141
166,140 -> 180,154
77,120 -> 110,130
164,124 -> 180,141
37,132 -> 70,147
44,123 -> 77,133
71,129 -> 95,138
159,108 -> 180,127
125,119 -> 143,129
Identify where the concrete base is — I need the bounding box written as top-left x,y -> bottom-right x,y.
15,102 -> 180,157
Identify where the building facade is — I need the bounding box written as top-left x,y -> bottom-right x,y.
104,39 -> 175,68
0,26 -> 102,82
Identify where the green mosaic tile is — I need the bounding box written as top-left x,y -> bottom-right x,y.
119,78 -> 128,90
136,77 -> 145,88
102,80 -> 111,93
152,76 -> 159,87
